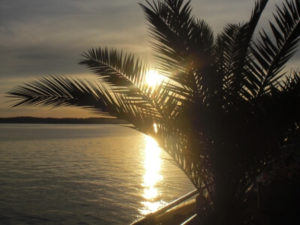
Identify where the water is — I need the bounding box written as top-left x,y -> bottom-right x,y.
0,124 -> 194,225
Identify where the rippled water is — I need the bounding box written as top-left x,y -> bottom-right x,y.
0,124 -> 194,225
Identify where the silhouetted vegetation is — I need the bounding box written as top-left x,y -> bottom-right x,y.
8,0 -> 300,224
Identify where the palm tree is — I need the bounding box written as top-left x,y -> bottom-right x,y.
8,0 -> 300,224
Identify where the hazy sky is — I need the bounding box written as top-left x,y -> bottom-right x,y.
0,0 -> 299,118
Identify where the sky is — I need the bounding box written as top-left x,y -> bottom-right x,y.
0,0 -> 299,118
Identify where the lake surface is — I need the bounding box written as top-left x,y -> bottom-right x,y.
0,124 -> 194,225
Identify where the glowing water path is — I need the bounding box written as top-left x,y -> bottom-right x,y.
139,136 -> 166,215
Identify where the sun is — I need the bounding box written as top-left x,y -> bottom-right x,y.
145,69 -> 164,87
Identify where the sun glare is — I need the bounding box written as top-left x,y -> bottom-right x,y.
145,69 -> 164,87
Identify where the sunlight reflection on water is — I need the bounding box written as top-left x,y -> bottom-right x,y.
0,124 -> 194,224
139,136 -> 167,215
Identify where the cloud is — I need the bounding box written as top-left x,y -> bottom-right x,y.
0,0 -> 149,78
1,0 -> 297,78
0,0 -> 299,117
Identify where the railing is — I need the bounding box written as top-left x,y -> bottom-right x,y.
181,213 -> 198,225
131,189 -> 198,225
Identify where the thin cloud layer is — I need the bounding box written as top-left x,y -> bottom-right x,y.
0,0 -> 299,117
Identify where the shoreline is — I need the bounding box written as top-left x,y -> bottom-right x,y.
0,116 -> 128,124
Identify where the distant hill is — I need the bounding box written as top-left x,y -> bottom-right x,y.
0,117 -> 128,124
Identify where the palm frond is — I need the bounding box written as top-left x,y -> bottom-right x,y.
7,76 -> 108,110
80,47 -> 165,121
280,71 -> 300,92
215,0 -> 269,103
80,47 -> 148,91
251,0 -> 300,96
140,0 -> 214,91
230,0 -> 268,100
7,76 -> 163,132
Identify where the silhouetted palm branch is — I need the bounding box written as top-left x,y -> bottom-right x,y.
8,76 -> 108,109
251,0 -> 300,96
8,0 -> 300,224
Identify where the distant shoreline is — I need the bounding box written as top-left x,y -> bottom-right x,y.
0,117 -> 128,124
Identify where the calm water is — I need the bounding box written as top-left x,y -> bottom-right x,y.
0,124 -> 194,225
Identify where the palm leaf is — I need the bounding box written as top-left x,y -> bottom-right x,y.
251,0 -> 300,96
140,0 -> 214,92
7,76 -> 108,110
80,48 -> 148,90
80,47 -> 164,121
215,0 -> 269,103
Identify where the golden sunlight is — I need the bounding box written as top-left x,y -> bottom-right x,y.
139,136 -> 165,215
145,69 -> 164,87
